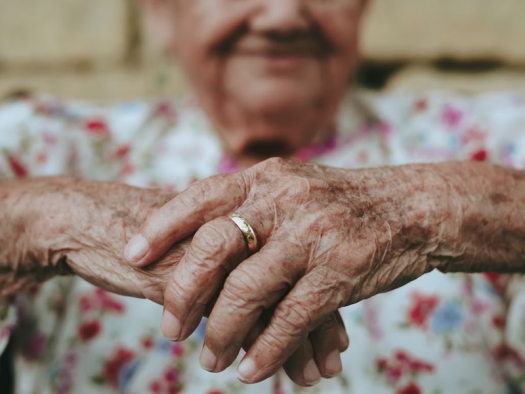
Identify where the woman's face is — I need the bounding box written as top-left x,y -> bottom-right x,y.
147,0 -> 366,161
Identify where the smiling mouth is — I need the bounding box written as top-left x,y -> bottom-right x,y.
216,27 -> 332,60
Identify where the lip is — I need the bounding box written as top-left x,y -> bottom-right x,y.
234,51 -> 321,72
234,43 -> 328,58
259,53 -> 313,70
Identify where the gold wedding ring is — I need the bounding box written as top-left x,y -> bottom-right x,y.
228,212 -> 259,255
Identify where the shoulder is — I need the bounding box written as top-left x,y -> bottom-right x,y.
348,90 -> 525,165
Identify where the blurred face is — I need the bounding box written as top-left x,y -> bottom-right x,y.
146,0 -> 366,162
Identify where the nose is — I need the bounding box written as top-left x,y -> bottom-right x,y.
250,0 -> 310,34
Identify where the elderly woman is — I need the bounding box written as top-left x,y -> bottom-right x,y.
1,0 -> 525,393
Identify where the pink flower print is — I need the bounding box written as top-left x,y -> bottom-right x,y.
492,316 -> 505,330
442,105 -> 464,130
407,292 -> 440,328
79,294 -> 95,313
171,342 -> 184,357
414,99 -> 428,112
57,351 -> 78,394
85,119 -> 110,136
385,364 -> 403,383
36,151 -> 48,164
461,127 -> 486,145
492,343 -> 525,368
148,366 -> 182,394
103,347 -> 135,388
218,156 -> 240,174
150,381 -> 162,393
7,154 -> 28,178
154,102 -> 178,121
43,131 -> 58,146
470,149 -> 488,162
295,133 -> 337,162
79,288 -> 125,314
120,161 -> 136,177
397,382 -> 422,394
164,367 -> 180,383
115,145 -> 131,159
141,336 -> 155,350
77,320 -> 102,342
376,350 -> 435,385
378,121 -> 393,136
469,299 -> 490,315
98,292 -> 125,314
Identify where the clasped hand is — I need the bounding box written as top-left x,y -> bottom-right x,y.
125,158 -> 447,385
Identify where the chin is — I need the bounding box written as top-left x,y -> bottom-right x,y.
238,80 -> 325,118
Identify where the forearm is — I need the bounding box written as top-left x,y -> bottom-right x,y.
0,177 -> 78,297
429,161 -> 525,274
0,177 -> 178,299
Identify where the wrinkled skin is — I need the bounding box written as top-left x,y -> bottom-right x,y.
0,176 -> 347,387
0,177 -> 181,302
125,158 -> 451,383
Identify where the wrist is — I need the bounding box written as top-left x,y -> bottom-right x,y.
424,162 -> 525,274
382,164 -> 454,273
0,177 -> 77,297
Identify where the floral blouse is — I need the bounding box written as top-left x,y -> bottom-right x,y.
1,90 -> 525,394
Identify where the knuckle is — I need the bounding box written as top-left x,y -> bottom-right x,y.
164,276 -> 190,307
288,177 -> 311,197
222,268 -> 260,306
192,223 -> 231,258
204,317 -> 236,346
318,314 -> 339,332
264,157 -> 286,170
274,301 -> 313,335
183,179 -> 213,205
258,330 -> 294,356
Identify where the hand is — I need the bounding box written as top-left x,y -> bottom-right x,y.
2,177 -> 345,387
126,158 -> 451,384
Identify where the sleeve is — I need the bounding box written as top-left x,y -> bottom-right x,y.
0,94 -> 134,181
373,91 -> 525,168
0,94 -> 155,356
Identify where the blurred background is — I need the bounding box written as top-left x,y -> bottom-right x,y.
1,0 -> 525,102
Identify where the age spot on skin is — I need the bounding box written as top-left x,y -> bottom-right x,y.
489,192 -> 512,205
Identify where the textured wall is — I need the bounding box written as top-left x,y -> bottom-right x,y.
0,0 -> 524,101
362,0 -> 525,63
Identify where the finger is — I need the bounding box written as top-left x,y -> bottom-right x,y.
125,172 -> 248,267
160,217 -> 247,341
309,312 -> 343,379
242,310 -> 321,387
236,272 -> 342,384
335,309 -> 350,352
282,339 -> 322,387
199,242 -> 302,373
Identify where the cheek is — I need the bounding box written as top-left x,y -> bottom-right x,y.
174,2 -> 253,63
174,3 -> 256,92
312,6 -> 362,62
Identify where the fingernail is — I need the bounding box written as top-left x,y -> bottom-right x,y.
324,350 -> 342,378
161,309 -> 181,341
237,358 -> 256,383
125,234 -> 149,264
303,358 -> 322,386
199,346 -> 218,372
